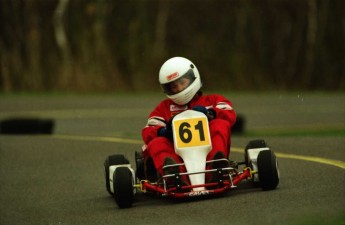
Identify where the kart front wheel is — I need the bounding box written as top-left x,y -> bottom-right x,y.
257,150 -> 279,191
244,139 -> 267,167
104,155 -> 129,195
113,167 -> 134,208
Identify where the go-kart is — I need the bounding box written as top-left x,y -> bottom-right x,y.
104,110 -> 280,208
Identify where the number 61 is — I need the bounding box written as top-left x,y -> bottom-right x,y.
179,120 -> 205,143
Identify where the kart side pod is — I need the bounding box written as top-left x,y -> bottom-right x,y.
245,140 -> 280,190
109,164 -> 136,195
246,147 -> 270,182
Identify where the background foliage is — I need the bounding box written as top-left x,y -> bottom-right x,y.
1,0 -> 344,92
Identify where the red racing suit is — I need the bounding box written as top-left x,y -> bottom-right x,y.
141,92 -> 236,176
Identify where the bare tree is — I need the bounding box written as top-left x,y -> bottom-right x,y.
53,0 -> 71,88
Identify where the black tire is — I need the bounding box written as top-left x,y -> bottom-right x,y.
232,114 -> 245,134
113,167 -> 134,208
257,150 -> 279,191
244,139 -> 267,167
104,155 -> 129,195
135,151 -> 145,180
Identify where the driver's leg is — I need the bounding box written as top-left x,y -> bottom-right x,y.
207,118 -> 231,160
145,137 -> 183,176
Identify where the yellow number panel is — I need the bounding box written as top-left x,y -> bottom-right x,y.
173,117 -> 211,149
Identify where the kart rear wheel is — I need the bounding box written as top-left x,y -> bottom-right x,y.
104,155 -> 129,195
257,150 -> 279,191
113,167 -> 134,208
135,151 -> 145,180
244,139 -> 267,167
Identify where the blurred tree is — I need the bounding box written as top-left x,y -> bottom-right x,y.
54,0 -> 71,89
0,0 -> 344,92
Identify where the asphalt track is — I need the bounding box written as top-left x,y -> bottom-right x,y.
0,92 -> 344,225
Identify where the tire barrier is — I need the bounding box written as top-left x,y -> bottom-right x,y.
0,118 -> 55,134
232,114 -> 245,134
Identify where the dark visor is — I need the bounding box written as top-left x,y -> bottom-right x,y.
162,69 -> 196,95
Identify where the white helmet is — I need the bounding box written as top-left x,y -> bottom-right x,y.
159,57 -> 202,105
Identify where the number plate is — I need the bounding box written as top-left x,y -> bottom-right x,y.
173,116 -> 211,149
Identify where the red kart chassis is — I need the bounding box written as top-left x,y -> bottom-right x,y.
136,159 -> 253,198
105,139 -> 279,208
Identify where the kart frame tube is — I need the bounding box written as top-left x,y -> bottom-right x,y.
139,167 -> 253,198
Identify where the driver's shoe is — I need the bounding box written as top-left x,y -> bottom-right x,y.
163,157 -> 180,175
163,157 -> 190,192
207,152 -> 230,188
211,152 -> 229,170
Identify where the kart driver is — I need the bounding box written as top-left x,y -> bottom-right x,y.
141,57 -> 237,183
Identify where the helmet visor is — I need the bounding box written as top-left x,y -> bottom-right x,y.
161,69 -> 196,95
